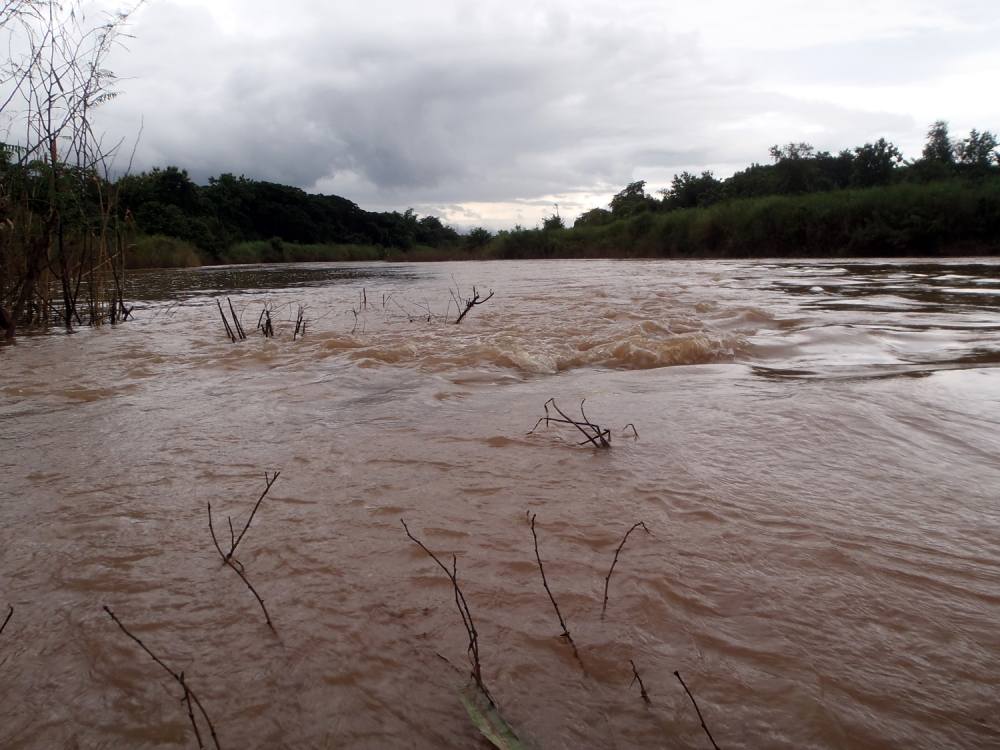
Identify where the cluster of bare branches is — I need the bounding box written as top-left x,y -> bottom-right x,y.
528,398 -> 640,449
0,1 -> 143,336
529,398 -> 613,448
103,606 -> 222,749
207,472 -> 280,630
215,298 -> 309,342
256,304 -> 274,338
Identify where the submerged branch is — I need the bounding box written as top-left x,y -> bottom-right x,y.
103,606 -> 222,749
400,519 -> 493,706
629,660 -> 651,704
675,670 -> 721,750
528,513 -> 574,646
602,521 -> 651,617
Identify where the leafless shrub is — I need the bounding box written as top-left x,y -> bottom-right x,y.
451,284 -> 494,324
529,398 -> 612,448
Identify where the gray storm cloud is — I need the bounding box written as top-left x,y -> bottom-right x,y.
89,0 -> 1000,226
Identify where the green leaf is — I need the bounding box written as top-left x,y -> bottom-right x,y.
459,684 -> 526,750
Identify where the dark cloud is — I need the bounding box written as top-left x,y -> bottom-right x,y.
88,0 -> 1000,227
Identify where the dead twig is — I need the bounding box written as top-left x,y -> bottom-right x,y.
0,605 -> 11,636
630,660 -> 651,704
528,513 -> 574,646
293,306 -> 305,340
103,606 -> 222,750
208,502 -> 274,630
227,471 -> 279,561
602,521 -> 651,617
206,473 -> 280,630
400,519 -> 494,706
623,423 -> 639,439
453,285 -> 494,324
675,670 -> 721,750
529,398 -> 611,448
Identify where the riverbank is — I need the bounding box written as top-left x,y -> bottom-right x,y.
126,178 -> 1000,269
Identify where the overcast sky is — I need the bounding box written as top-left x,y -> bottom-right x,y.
89,0 -> 1000,229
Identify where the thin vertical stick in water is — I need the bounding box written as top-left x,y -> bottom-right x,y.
216,299 -> 236,342
674,670 -> 721,750
602,521 -> 651,617
0,605 -> 12,636
400,519 -> 494,706
529,513 -> 574,645
629,659 -> 651,704
227,298 -> 246,339
103,606 -> 222,750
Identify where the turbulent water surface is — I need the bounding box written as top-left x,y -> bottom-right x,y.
2,258 -> 999,749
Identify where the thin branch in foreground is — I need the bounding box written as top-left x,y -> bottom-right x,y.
400,519 -> 494,706
0,605 -> 12,635
528,398 -> 611,448
528,513 -> 574,646
208,502 -> 274,630
674,670 -> 721,750
629,660 -> 651,704
103,606 -> 222,750
227,471 -> 279,561
602,521 -> 651,617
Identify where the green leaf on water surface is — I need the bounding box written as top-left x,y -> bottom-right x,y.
459,683 -> 526,750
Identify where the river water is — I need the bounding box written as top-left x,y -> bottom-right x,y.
2,258 -> 999,749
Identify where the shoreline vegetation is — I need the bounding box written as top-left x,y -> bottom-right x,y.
114,121 -> 1000,269
126,177 -> 1000,269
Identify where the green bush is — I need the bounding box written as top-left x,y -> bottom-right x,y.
127,234 -> 203,269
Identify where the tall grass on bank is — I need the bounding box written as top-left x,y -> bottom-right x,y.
486,178 -> 1000,259
222,239 -> 386,265
127,235 -> 203,269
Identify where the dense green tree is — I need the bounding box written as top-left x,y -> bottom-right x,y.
574,207 -> 613,227
663,170 -> 722,208
466,227 -> 493,248
956,129 -> 999,167
610,180 -> 657,218
851,138 -> 903,187
922,120 -> 954,164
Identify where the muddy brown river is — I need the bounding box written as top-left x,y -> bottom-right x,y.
2,258 -> 999,749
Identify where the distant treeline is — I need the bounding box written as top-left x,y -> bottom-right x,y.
112,119 -> 1000,266
486,120 -> 1000,259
